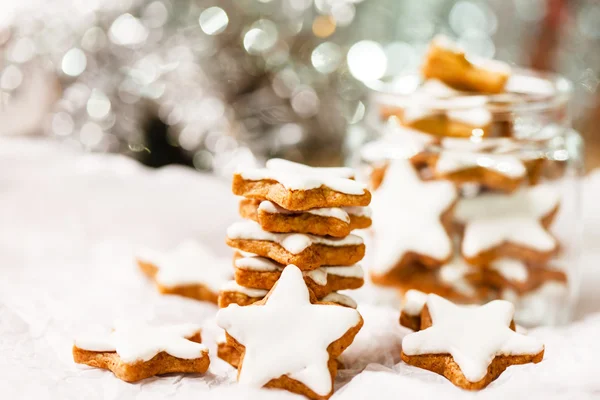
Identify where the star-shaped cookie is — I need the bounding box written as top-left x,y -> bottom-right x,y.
233,158 -> 371,211
401,294 -> 544,390
137,240 -> 231,303
370,159 -> 457,283
454,185 -> 560,266
73,320 -> 210,382
216,265 -> 363,400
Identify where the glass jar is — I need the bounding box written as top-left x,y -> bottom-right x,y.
352,69 -> 582,327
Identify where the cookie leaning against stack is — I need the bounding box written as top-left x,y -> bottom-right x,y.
217,158 -> 371,400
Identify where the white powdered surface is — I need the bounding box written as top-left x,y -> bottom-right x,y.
1,138 -> 600,399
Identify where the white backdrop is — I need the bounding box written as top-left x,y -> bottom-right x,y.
1,138 -> 600,399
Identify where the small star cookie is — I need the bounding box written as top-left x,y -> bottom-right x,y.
434,138 -> 528,192
226,220 -> 365,270
455,185 -> 560,266
422,35 -> 511,94
73,320 -> 210,382
370,159 -> 457,283
233,158 -> 371,211
137,240 -> 231,303
217,265 -> 363,400
239,199 -> 371,238
401,294 -> 544,390
233,253 -> 364,298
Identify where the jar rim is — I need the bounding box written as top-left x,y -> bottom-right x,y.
365,68 -> 573,114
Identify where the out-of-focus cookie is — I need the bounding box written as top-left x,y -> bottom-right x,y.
233,253 -> 364,298
239,199 -> 371,238
217,265 -> 363,400
421,35 -> 511,94
370,160 -> 457,283
73,320 -> 210,382
136,240 -> 230,304
433,138 -> 527,192
454,185 -> 560,266
399,289 -> 428,331
226,220 -> 365,270
233,158 -> 371,211
401,294 -> 544,390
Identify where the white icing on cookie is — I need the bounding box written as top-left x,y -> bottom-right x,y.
438,257 -> 476,296
455,185 -> 559,257
490,258 -> 529,283
402,289 -> 428,316
344,206 -> 372,218
259,200 -> 350,223
137,240 -> 230,291
235,254 -> 363,286
447,107 -> 492,127
437,138 -> 526,178
221,280 -> 268,298
235,254 -> 281,271
370,160 -> 457,274
74,320 -> 207,364
238,158 -> 366,195
321,292 -> 357,309
217,265 -> 362,395
402,294 -> 544,382
227,220 -> 364,254
360,120 -> 434,162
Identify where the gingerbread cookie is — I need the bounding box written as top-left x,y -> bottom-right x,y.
422,35 -> 511,94
370,160 -> 457,283
401,294 -> 544,390
73,320 -> 210,382
226,220 -> 365,270
217,265 -> 363,400
455,185 -> 560,266
218,280 -> 268,308
433,138 -> 527,192
399,289 -> 428,331
233,158 -> 371,211
233,253 -> 364,298
239,199 -> 371,238
479,258 -> 567,295
361,118 -> 437,170
137,240 -> 230,303
216,329 -> 241,368
401,99 -> 494,138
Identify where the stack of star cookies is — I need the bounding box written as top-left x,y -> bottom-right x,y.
365,35 -> 569,326
219,158 -> 371,310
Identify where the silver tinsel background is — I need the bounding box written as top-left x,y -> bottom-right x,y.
0,0 -> 599,173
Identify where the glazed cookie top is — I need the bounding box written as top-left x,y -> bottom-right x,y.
490,258 -> 529,283
258,200 -> 372,222
371,160 -> 457,273
238,158 -> 367,195
360,120 -> 435,162
455,185 -> 559,256
438,257 -> 476,297
402,294 -> 544,382
402,289 -> 428,316
221,280 -> 269,298
437,138 -> 526,178
235,254 -> 364,286
137,240 -> 230,291
74,320 -> 207,364
217,265 -> 362,396
227,220 -> 364,254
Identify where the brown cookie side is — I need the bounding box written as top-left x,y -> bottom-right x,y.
400,350 -> 543,390
399,312 -> 421,332
234,266 -> 364,298
232,174 -> 371,211
218,290 -> 264,308
72,332 -> 209,382
217,341 -> 241,368
226,238 -> 365,270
